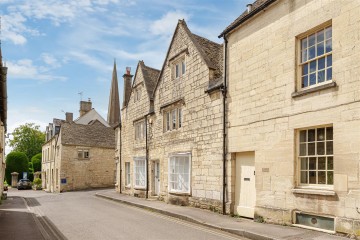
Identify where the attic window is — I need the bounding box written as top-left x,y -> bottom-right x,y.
134,88 -> 141,102
173,58 -> 186,79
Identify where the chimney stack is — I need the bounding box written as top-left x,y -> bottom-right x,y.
79,99 -> 92,117
122,67 -> 133,108
65,112 -> 73,122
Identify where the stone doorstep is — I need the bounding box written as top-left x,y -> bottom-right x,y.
94,193 -> 291,240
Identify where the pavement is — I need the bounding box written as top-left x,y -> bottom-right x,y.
0,189 -> 66,240
95,189 -> 350,240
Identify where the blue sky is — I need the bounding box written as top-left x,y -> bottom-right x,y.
1,0 -> 248,141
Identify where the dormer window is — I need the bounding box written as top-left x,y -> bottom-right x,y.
134,88 -> 142,102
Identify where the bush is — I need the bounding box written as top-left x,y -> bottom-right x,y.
5,152 -> 29,183
33,178 -> 42,186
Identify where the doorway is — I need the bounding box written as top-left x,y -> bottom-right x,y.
154,161 -> 160,196
235,151 -> 256,218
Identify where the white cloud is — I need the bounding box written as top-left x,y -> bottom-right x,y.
150,10 -> 190,37
7,59 -> 67,82
41,53 -> 61,68
69,51 -> 112,72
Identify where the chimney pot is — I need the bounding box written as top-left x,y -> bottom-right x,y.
126,67 -> 131,75
247,3 -> 253,13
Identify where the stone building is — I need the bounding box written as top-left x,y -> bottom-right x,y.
42,98 -> 117,192
0,43 -> 7,197
116,20 -> 225,211
219,0 -> 360,235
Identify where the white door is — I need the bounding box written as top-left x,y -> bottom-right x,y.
235,152 -> 256,218
154,162 -> 160,195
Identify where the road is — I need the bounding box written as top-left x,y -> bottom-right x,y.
8,189 -> 246,240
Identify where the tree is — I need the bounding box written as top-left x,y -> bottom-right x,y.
5,152 -> 29,183
31,153 -> 42,172
9,123 -> 45,160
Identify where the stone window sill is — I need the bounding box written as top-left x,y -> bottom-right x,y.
292,188 -> 336,196
169,191 -> 191,196
291,82 -> 337,98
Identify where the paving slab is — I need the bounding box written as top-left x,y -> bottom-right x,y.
95,189 -> 349,240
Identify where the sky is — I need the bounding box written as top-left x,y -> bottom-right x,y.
1,0 -> 249,151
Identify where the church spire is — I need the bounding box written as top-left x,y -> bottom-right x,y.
107,59 -> 120,127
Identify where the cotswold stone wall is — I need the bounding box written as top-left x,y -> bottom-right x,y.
227,0 -> 360,234
60,145 -> 115,192
150,22 -> 224,211
118,65 -> 151,196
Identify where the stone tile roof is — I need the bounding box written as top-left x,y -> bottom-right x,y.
61,120 -> 115,148
191,33 -> 223,78
140,61 -> 160,99
219,0 -> 277,37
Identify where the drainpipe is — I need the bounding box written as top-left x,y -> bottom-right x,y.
222,34 -> 228,215
119,123 -> 122,194
145,114 -> 149,199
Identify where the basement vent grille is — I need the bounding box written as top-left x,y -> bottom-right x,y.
295,212 -> 334,232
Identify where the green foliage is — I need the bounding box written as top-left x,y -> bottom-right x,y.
5,152 -> 29,183
8,123 -> 45,160
33,178 -> 42,186
31,153 -> 42,172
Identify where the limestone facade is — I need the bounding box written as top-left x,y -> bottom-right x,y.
222,0 -> 360,235
116,20 -> 225,211
42,103 -> 115,193
0,44 -> 7,197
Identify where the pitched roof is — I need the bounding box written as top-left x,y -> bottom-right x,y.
61,120 -> 115,148
74,108 -> 110,127
152,20 -> 223,98
140,61 -> 160,99
219,0 -> 277,37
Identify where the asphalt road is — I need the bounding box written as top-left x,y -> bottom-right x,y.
8,189 -> 245,240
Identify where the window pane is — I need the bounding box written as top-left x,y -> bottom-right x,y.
318,70 -> 325,83
309,171 -> 316,184
309,157 -> 316,170
318,171 -> 326,184
317,142 -> 325,155
327,157 -> 333,170
325,26 -> 332,39
327,55 -> 332,67
302,75 -> 308,88
326,39 -> 332,53
317,128 -> 325,141
308,129 -> 315,142
300,171 -> 308,184
301,157 -> 308,170
302,63 -> 308,75
318,57 -> 325,70
301,50 -> 307,63
317,42 -> 324,56
309,46 -> 316,60
182,61 -> 186,74
176,65 -> 179,78
301,38 -> 307,49
327,68 -> 332,80
318,157 -> 326,170
178,108 -> 182,128
308,34 -> 315,46
317,29 -> 325,42
326,127 -> 333,140
309,73 -> 316,86
310,61 -> 316,73
300,143 -> 306,156
300,130 -> 307,142
327,171 -> 333,185
326,141 -> 333,155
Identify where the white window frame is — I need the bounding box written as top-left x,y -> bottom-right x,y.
134,157 -> 146,189
173,58 -> 186,79
163,107 -> 182,132
298,24 -> 332,90
168,153 -> 191,194
297,125 -> 334,189
135,120 -> 145,141
125,162 -> 131,187
77,149 -> 89,159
